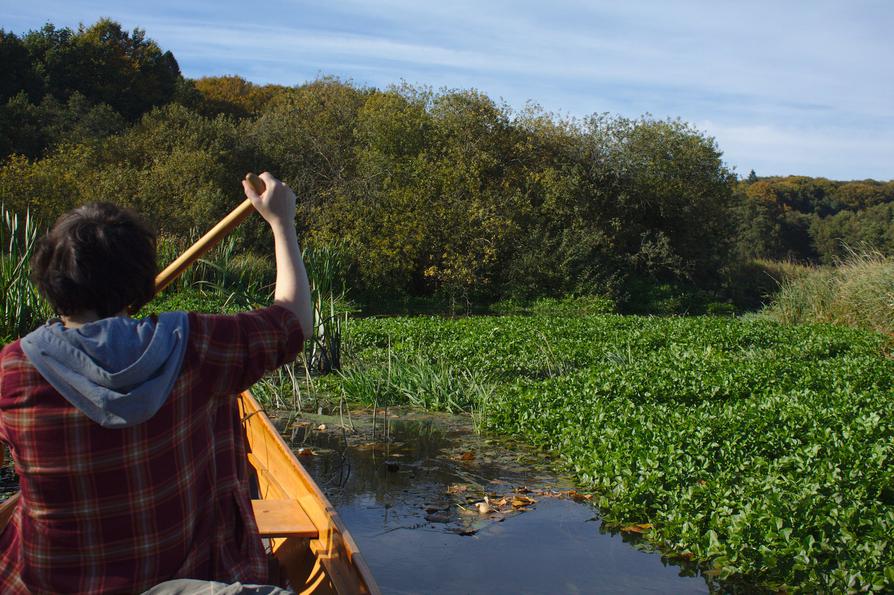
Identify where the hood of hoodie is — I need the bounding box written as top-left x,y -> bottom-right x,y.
20,312 -> 189,429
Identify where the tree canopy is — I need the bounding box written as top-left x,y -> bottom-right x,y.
1,19 -> 890,308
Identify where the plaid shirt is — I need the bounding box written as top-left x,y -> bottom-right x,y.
0,305 -> 303,594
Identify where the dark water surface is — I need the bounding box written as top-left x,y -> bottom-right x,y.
272,409 -> 712,595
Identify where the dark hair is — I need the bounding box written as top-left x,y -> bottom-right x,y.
30,202 -> 157,318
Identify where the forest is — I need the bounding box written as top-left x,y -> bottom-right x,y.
2,19 -> 892,313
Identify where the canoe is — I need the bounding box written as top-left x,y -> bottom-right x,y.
0,390 -> 379,594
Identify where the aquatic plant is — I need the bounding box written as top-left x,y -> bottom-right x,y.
337,350 -> 493,414
336,313 -> 894,592
303,243 -> 353,374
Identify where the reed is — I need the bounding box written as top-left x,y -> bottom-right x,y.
763,248 -> 894,335
1,206 -> 51,341
302,243 -> 353,374
337,350 -> 494,415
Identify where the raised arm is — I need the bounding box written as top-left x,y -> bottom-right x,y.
241,172 -> 313,340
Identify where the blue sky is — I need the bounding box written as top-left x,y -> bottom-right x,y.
3,0 -> 892,180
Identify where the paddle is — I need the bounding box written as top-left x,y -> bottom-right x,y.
155,172 -> 267,293
0,172 -> 267,527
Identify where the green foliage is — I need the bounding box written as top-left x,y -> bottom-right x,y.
0,91 -> 126,158
21,19 -> 181,120
139,288 -> 242,318
337,350 -> 493,413
336,313 -> 894,591
4,18 -> 893,313
619,278 -> 728,315
302,243 -> 353,374
810,202 -> 894,265
490,295 -> 616,316
193,76 -> 284,118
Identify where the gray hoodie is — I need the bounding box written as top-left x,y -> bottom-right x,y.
20,312 -> 189,429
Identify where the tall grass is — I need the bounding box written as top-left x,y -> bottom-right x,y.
1,206 -> 51,341
763,248 -> 894,335
337,350 -> 494,415
303,243 -> 352,374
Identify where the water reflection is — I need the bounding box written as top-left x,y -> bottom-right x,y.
274,409 -> 720,594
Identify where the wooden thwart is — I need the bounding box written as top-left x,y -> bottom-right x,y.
252,499 -> 318,538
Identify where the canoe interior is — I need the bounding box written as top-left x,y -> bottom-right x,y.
0,392 -> 378,595
238,391 -> 379,595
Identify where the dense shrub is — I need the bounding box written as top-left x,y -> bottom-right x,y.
2,18 -> 891,310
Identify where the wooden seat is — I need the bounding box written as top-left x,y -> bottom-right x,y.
251,499 -> 319,538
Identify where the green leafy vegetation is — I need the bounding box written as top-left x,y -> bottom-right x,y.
334,314 -> 894,592
3,19 -> 892,311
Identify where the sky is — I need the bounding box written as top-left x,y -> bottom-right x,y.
3,0 -> 892,181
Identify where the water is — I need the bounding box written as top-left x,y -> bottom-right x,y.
272,409 -> 713,595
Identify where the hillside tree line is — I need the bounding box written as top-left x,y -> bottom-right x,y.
1,20 -> 891,309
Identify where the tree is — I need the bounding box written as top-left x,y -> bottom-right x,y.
193,76 -> 284,118
21,19 -> 181,120
0,29 -> 41,102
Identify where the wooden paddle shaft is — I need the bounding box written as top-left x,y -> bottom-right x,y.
154,173 -> 266,293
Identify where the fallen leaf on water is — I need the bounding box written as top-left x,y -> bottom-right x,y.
459,451 -> 476,461
447,484 -> 469,495
620,523 -> 652,533
511,496 -> 536,508
355,442 -> 383,451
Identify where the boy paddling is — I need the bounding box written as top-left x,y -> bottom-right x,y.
0,173 -> 311,593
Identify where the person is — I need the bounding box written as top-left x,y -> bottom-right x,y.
0,173 -> 312,593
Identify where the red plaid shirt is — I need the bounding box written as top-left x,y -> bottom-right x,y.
0,305 -> 303,594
